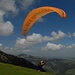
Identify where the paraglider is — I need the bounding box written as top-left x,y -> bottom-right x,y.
22,6 -> 66,36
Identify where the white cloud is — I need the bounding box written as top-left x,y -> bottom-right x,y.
15,33 -> 45,49
0,0 -> 18,36
67,44 -> 75,48
17,0 -> 35,10
15,38 -> 28,48
0,43 -> 3,50
42,42 -> 65,51
23,49 -> 32,53
0,0 -> 36,36
67,32 -> 72,38
1,46 -> 32,55
41,42 -> 75,51
1,42 -> 75,58
15,33 -> 43,48
0,10 -> 5,22
0,43 -> 3,47
0,21 -> 14,36
27,33 -> 43,42
51,30 -> 66,41
0,0 -> 18,14
15,31 -> 66,49
73,33 -> 75,37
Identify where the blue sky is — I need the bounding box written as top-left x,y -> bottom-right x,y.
0,0 -> 75,58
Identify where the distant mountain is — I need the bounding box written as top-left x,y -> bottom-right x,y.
18,53 -> 75,75
0,50 -> 75,75
0,50 -> 46,72
18,54 -> 44,65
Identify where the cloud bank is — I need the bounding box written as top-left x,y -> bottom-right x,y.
17,0 -> 35,10
15,30 -> 66,49
0,0 -> 18,36
0,0 -> 35,36
1,30 -> 75,58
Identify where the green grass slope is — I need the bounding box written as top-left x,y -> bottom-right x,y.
0,62 -> 54,75
65,69 -> 75,75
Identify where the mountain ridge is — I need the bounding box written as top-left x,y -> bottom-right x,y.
0,50 -> 46,72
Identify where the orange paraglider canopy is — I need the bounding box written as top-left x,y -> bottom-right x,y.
22,6 -> 66,36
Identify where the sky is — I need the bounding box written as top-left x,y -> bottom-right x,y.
0,0 -> 75,59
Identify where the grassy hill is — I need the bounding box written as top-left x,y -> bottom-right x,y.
0,62 -> 54,75
0,50 -> 45,72
1,50 -> 75,75
65,69 -> 75,75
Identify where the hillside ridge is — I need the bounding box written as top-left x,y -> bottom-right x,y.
0,50 -> 45,72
